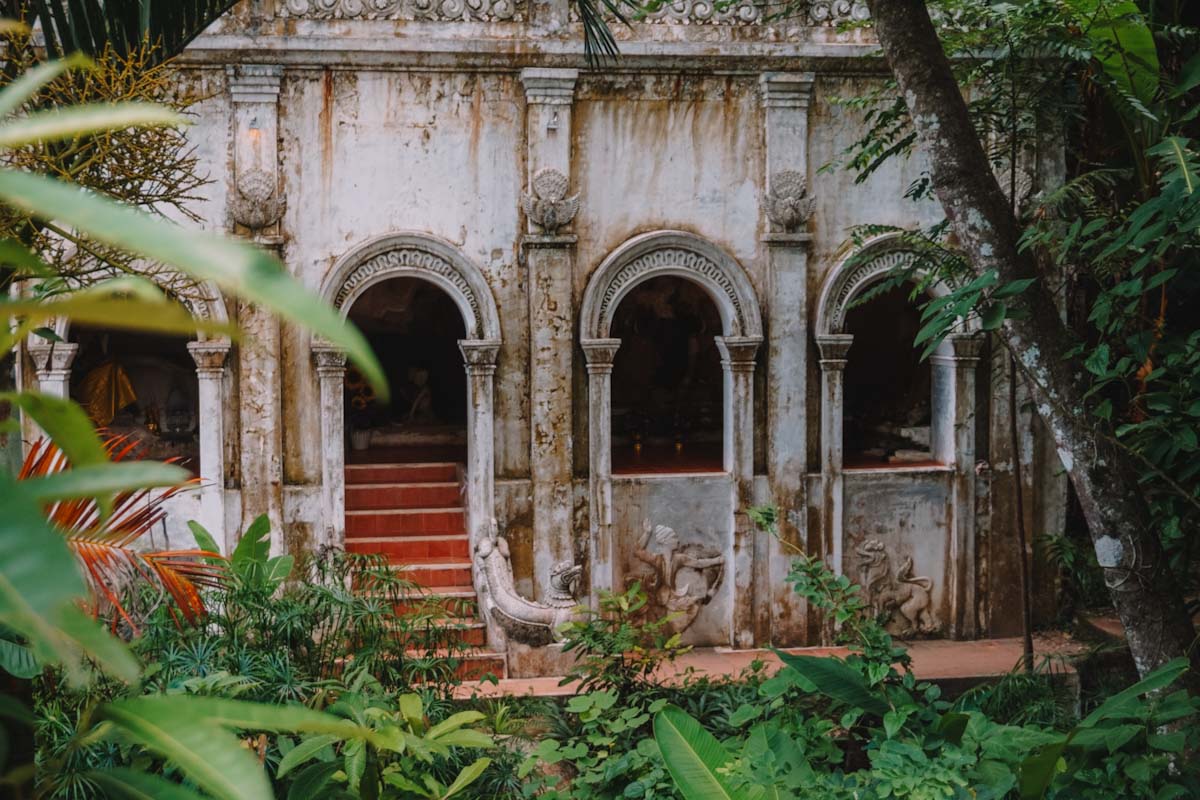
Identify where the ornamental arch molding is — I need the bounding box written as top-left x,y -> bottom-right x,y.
815,232 -> 974,339
44,279 -> 232,344
322,233 -> 501,342
580,230 -> 763,341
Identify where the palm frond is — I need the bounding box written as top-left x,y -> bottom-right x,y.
20,435 -> 227,633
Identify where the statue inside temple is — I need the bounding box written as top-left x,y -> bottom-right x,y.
628,520 -> 726,633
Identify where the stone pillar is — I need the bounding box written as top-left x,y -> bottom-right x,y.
581,338 -> 620,608
312,342 -> 347,554
525,235 -> 577,600
816,335 -> 853,582
716,335 -> 762,648
228,64 -> 284,550
27,342 -> 78,399
459,340 -> 502,648
941,333 -> 984,638
520,67 -> 578,602
188,342 -> 231,550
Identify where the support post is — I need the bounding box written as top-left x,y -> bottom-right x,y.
312,342 -> 347,554
816,335 -> 853,585
189,341 -> 231,550
941,333 -> 984,637
459,339 -> 502,645
716,335 -> 762,649
27,342 -> 78,399
581,338 -> 620,609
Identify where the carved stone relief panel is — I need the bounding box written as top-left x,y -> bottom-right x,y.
278,0 -> 524,21
611,474 -> 733,645
567,0 -> 867,26
854,538 -> 937,637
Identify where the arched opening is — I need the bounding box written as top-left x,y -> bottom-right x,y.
610,275 -> 724,474
344,276 -> 467,463
842,284 -> 935,467
69,326 -> 201,472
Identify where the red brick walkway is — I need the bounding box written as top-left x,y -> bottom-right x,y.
453,633 -> 1086,698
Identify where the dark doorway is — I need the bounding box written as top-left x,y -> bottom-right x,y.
610,276 -> 724,474
345,277 -> 467,463
842,284 -> 935,467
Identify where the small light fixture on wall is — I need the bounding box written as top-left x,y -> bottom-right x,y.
547,110 -> 559,132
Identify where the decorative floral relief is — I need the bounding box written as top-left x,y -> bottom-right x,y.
765,170 -> 814,231
279,0 -> 523,22
855,538 -> 938,638
567,0 -> 867,26
522,168 -> 579,235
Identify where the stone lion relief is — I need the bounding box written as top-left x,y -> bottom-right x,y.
522,168 -> 579,235
855,538 -> 938,637
626,521 -> 725,633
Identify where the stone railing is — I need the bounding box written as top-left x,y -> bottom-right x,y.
278,0 -> 524,22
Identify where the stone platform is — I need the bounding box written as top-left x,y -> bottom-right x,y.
454,633 -> 1086,699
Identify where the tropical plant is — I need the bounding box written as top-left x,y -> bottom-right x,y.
18,434 -> 223,634
0,36 -> 385,798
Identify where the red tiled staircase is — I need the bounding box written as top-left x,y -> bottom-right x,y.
344,461 -> 504,678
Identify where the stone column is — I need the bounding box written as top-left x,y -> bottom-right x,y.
459,340 -> 501,648
520,67 -> 578,602
228,64 -> 284,551
27,342 -> 78,399
188,341 -> 231,550
816,335 -> 853,581
716,335 -> 762,648
312,342 -> 347,554
525,235 -> 578,600
581,338 -> 620,608
761,72 -> 815,645
940,333 -> 984,638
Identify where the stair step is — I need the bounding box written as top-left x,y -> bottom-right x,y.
346,463 -> 459,484
392,560 -> 473,588
395,618 -> 487,648
346,535 -> 469,560
345,508 -> 465,536
389,587 -> 478,616
346,481 -> 462,511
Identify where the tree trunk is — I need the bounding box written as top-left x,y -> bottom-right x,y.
867,0 -> 1198,683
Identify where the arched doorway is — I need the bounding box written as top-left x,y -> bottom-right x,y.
316,234 -> 501,641
344,277 -> 468,464
609,275 -> 724,473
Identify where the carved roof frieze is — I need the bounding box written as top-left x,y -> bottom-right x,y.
278,0 -> 524,22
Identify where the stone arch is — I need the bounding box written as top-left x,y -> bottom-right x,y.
580,230 -> 763,341
815,232 -> 969,338
323,232 -> 501,342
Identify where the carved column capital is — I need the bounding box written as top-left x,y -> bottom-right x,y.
459,339 -> 501,375
311,342 -> 348,376
760,72 -> 815,110
715,335 -> 762,372
188,341 -> 231,376
948,333 -> 986,364
581,338 -> 620,373
520,68 -> 578,105
816,333 -> 854,369
27,342 -> 78,378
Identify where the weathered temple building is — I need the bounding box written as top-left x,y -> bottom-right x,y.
20,0 -> 1067,675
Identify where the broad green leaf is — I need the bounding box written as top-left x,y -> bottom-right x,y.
287,761 -> 341,800
1018,738 -> 1068,800
399,693 -> 425,730
2,392 -> 106,468
263,555 -> 294,587
442,757 -> 492,800
0,168 -> 387,398
1070,0 -> 1159,106
22,462 -> 190,503
232,514 -> 271,571
88,767 -> 210,800
0,103 -> 183,147
433,729 -> 494,749
0,238 -> 53,278
0,694 -> 36,725
1080,657 -> 1189,727
0,636 -> 40,679
0,53 -> 92,117
653,705 -> 745,800
0,294 -> 237,339
54,605 -> 140,683
188,521 -> 224,562
277,734 -> 339,778
772,650 -> 892,716
102,699 -> 272,800
427,710 -> 486,740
